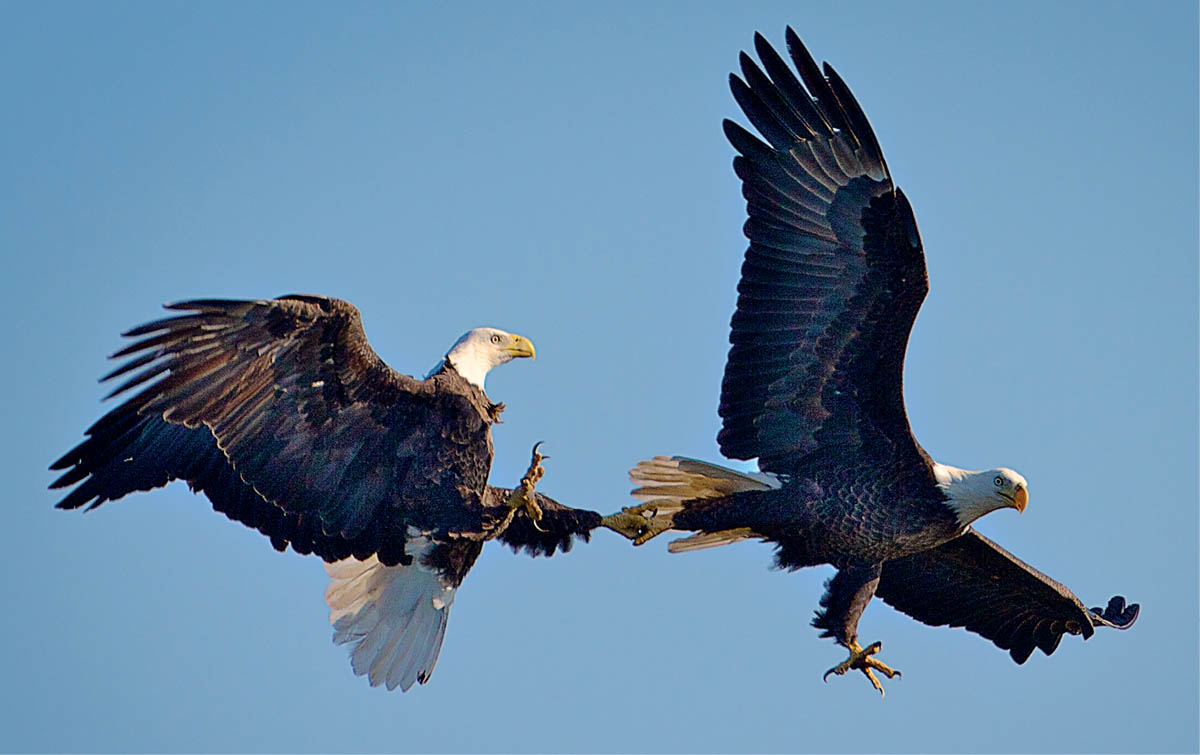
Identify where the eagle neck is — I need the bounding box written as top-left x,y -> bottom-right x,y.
932,462 -> 1007,528
440,336 -> 502,392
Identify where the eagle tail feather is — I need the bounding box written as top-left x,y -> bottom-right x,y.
324,545 -> 454,692
667,527 -> 758,553
629,456 -> 779,552
629,455 -> 780,512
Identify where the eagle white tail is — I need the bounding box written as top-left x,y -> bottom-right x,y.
324,538 -> 455,692
629,456 -> 780,553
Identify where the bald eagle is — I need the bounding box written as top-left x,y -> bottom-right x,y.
51,295 -> 606,692
608,30 -> 1139,694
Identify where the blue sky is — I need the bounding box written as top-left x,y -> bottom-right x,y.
2,2 -> 1196,752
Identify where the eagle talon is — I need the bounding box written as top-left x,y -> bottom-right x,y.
823,640 -> 900,697
508,442 -> 547,531
632,514 -> 674,546
600,501 -> 673,545
599,511 -> 646,540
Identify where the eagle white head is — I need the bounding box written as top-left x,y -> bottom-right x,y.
441,327 -> 536,390
932,463 -> 1028,528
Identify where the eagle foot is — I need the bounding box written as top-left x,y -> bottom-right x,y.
822,640 -> 901,697
600,502 -> 674,546
507,442 -> 547,531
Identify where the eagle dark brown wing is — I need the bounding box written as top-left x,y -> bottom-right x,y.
50,295 -> 496,565
718,29 -> 931,476
51,414 -> 399,563
875,530 -> 1140,663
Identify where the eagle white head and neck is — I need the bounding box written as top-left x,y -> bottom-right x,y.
433,327 -> 536,391
932,463 -> 1028,528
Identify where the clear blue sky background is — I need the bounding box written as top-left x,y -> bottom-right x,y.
2,2 -> 1196,752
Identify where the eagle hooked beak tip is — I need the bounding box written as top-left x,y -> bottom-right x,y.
507,335 -> 536,361
1012,486 -> 1028,513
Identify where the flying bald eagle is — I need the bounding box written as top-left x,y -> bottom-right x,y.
608,30 -> 1139,694
51,295 -> 608,692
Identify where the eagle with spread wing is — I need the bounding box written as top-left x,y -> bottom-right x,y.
608,30 -> 1138,694
52,295 -> 618,691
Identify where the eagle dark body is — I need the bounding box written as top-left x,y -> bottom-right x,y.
672,455 -> 962,571
51,295 -> 595,576
626,29 -> 1137,683
668,452 -> 965,654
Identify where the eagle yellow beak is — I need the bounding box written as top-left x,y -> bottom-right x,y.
1012,485 -> 1028,513
506,335 -> 536,360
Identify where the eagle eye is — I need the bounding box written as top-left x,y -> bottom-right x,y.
993,475 -> 1004,487
490,334 -> 502,345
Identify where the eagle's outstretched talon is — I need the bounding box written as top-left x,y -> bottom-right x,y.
823,640 -> 901,697
600,510 -> 648,540
631,513 -> 674,546
508,442 -> 547,531
600,502 -> 674,545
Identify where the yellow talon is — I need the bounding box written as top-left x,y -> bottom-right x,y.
507,442 -> 547,531
822,640 -> 901,697
600,502 -> 674,545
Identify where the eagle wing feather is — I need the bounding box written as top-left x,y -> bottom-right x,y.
719,29 -> 932,477
875,529 -> 1139,663
51,295 -> 494,563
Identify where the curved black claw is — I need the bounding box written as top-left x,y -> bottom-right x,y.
530,440 -> 550,463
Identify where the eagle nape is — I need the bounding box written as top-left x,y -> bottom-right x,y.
506,442 -> 548,530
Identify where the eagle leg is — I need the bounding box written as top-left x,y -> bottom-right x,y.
823,639 -> 901,696
600,502 -> 674,545
506,442 -> 546,531
812,563 -> 898,696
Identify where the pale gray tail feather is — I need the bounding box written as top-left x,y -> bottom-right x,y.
324,540 -> 455,692
629,456 -> 779,553
668,527 -> 759,553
